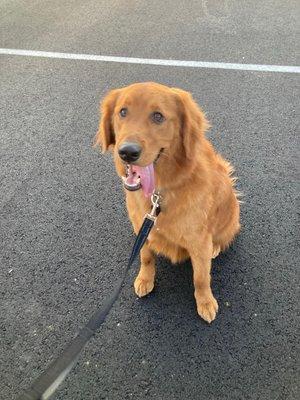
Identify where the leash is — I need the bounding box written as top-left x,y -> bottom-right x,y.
17,193 -> 161,400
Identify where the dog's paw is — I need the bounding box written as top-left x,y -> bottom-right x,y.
134,276 -> 154,297
196,296 -> 219,323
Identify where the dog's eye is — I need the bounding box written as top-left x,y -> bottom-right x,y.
151,112 -> 165,124
119,108 -> 128,118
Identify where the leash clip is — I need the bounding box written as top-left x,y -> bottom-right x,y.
146,193 -> 160,222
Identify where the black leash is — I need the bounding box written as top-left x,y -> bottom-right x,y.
17,194 -> 161,400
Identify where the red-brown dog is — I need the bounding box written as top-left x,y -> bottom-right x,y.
95,82 -> 240,323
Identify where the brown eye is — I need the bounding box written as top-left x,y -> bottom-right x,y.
151,111 -> 165,124
119,108 -> 128,118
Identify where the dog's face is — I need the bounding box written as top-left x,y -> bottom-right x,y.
95,82 -> 209,171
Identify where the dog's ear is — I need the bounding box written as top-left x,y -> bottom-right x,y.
172,88 -> 210,161
94,89 -> 121,152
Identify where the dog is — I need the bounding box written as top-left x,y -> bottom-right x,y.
95,82 -> 240,323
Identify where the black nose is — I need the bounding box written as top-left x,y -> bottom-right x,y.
118,142 -> 142,163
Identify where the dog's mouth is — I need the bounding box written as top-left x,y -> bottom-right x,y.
122,164 -> 155,197
122,149 -> 163,197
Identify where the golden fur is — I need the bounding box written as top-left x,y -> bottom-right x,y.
95,82 -> 240,323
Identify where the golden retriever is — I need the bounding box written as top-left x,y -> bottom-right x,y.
95,82 -> 240,323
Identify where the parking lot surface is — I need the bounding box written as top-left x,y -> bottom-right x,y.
0,1 -> 299,399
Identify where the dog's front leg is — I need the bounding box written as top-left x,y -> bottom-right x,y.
134,243 -> 156,297
187,232 -> 219,323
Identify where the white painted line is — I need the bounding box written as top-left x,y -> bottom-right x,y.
1,48 -> 300,74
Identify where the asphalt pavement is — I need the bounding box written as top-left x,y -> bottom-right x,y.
0,1 -> 299,400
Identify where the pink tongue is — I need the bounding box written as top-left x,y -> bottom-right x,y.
132,163 -> 155,197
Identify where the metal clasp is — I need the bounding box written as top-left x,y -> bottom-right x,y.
145,192 -> 160,222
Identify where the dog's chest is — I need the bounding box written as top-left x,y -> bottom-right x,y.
126,191 -> 189,245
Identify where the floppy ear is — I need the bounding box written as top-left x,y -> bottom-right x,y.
172,88 -> 210,161
94,89 -> 120,152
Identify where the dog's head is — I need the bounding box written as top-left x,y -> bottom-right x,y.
95,82 -> 209,193
95,82 -> 209,160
